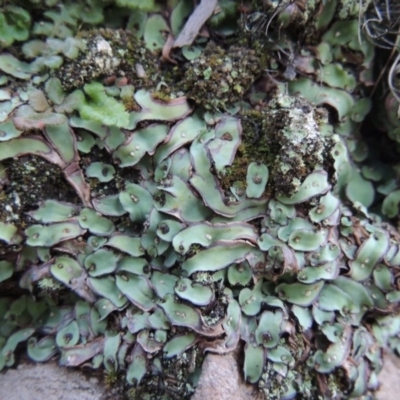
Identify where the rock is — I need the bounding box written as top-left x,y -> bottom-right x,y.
376,351 -> 400,400
1,351 -> 400,399
0,361 -> 106,400
191,350 -> 256,400
193,350 -> 400,400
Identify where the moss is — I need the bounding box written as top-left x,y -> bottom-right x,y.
265,95 -> 327,196
73,82 -> 129,127
125,346 -> 203,400
219,94 -> 331,198
36,277 -> 64,294
180,42 -> 262,110
186,244 -> 204,258
80,146 -> 140,197
219,108 -> 274,196
55,28 -> 160,91
104,369 -> 121,390
151,90 -> 174,102
121,95 -> 141,112
220,95 -> 327,198
257,334 -> 352,400
0,155 -> 81,269
0,155 -> 80,229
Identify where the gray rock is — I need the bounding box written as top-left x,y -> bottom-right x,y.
0,362 -> 106,400
376,351 -> 400,400
192,350 -> 400,400
0,351 -> 399,400
192,350 -> 256,400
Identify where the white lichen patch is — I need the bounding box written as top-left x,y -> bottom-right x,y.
95,37 -> 113,56
54,34 -> 121,91
267,94 -> 327,196
93,36 -> 120,71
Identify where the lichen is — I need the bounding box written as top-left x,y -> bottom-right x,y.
220,94 -> 330,198
54,29 -> 159,91
266,94 -> 328,196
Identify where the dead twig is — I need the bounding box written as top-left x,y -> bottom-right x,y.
173,0 -> 217,48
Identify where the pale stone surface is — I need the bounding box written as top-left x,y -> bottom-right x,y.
0,362 -> 106,400
191,351 -> 257,400
193,351 -> 400,400
376,351 -> 400,400
0,352 -> 399,400
192,351 -> 400,400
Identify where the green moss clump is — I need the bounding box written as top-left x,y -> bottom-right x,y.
0,155 -> 80,229
54,29 -> 159,91
77,82 -> 130,127
181,42 -> 262,110
220,94 -> 327,198
37,277 -> 64,294
219,108 -> 273,196
126,346 -> 203,400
